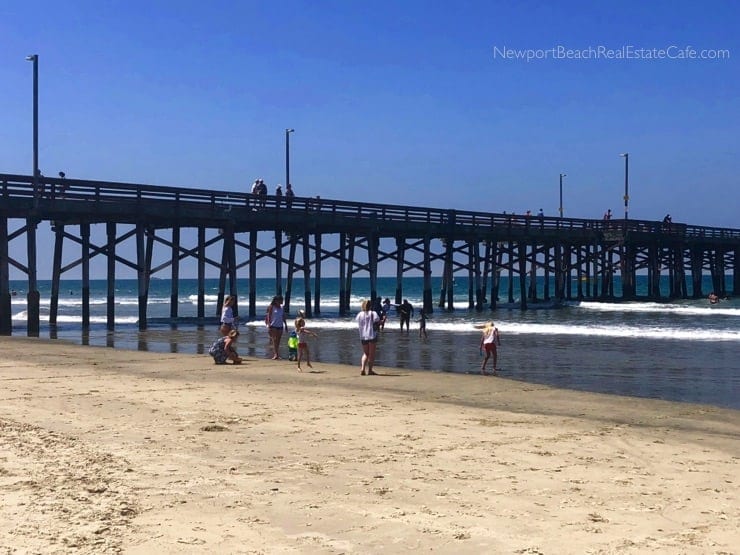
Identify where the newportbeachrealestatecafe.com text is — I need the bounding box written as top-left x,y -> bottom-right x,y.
492,45 -> 730,62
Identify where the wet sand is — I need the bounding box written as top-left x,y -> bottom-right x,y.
1,337 -> 738,553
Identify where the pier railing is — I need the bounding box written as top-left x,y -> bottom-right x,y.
2,173 -> 738,240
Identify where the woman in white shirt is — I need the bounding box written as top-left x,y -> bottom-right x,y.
265,295 -> 288,359
220,295 -> 237,336
355,299 -> 380,375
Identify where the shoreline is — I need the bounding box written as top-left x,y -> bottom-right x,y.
1,337 -> 738,553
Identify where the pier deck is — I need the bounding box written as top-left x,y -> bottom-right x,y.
2,173 -> 739,335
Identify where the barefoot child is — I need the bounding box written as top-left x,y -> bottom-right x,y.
417,308 -> 429,339
479,321 -> 500,375
294,317 -> 318,371
287,331 -> 298,361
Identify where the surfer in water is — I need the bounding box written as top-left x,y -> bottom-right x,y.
708,292 -> 720,304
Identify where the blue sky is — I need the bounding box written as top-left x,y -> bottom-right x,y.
2,0 -> 738,228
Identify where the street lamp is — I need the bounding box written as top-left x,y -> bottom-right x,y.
620,152 -> 629,219
559,173 -> 566,218
285,128 -> 294,198
26,54 -> 39,198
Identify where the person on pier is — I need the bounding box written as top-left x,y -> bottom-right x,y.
250,179 -> 260,209
286,183 -> 295,208
266,295 -> 288,359
257,179 -> 268,208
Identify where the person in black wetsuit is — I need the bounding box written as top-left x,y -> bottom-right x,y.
398,299 -> 414,331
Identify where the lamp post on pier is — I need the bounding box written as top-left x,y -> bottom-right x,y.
559,173 -> 566,218
26,54 -> 39,198
278,128 -> 295,302
620,152 -> 629,219
285,128 -> 294,198
25,54 -> 40,337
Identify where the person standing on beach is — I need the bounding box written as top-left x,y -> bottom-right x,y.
219,295 -> 237,336
417,308 -> 429,339
266,295 -> 288,359
399,299 -> 414,331
379,297 -> 391,330
479,321 -> 501,375
294,317 -> 318,372
356,299 -> 380,376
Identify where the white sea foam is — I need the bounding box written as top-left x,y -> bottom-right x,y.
187,294 -> 220,304
239,317 -> 740,342
11,311 -> 138,325
574,301 -> 740,317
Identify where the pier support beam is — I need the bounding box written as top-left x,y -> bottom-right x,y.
136,223 -> 147,330
489,241 -> 499,310
170,227 -> 180,318
423,235 -> 433,314
248,230 -> 257,319
507,242 -> 514,303
302,232 -> 312,317
49,223 -> 64,326
197,227 -> 206,319
467,241 -> 475,309
106,222 -> 116,330
81,222 -> 91,328
284,233 -> 297,314
314,233 -> 322,314
345,234 -> 355,312
26,217 -> 40,336
0,217 -> 11,335
395,237 -> 405,306
544,245 -> 551,301
275,230 -> 283,296
338,233 -> 347,315
690,247 -> 703,298
368,233 -> 378,304
518,242 -> 527,310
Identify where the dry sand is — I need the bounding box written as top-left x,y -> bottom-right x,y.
0,336 -> 738,554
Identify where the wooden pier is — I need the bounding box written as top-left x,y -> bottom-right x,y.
2,172 -> 739,336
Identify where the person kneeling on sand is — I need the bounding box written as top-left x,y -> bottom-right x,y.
208,329 -> 243,365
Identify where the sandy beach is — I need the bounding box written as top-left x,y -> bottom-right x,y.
0,337 -> 738,554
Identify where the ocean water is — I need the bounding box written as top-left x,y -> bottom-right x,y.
6,276 -> 740,410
